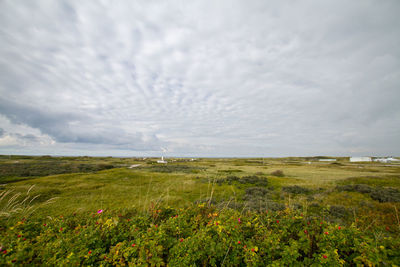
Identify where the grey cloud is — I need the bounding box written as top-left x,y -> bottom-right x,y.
0,0 -> 399,156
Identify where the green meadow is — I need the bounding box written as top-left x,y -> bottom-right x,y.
1,155 -> 400,265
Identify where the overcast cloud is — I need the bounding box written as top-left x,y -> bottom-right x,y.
0,0 -> 399,157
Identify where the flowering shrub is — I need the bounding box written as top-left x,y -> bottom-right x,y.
0,205 -> 399,265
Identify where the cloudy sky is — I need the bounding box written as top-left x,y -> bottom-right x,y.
0,1 -> 399,157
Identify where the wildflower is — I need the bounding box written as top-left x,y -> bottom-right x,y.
17,234 -> 21,238
251,248 -> 255,252
304,230 -> 308,234
216,222 -> 219,226
88,250 -> 92,254
238,218 -> 241,223
324,231 -> 329,235
23,238 -> 26,241
43,223 -> 47,227
180,238 -> 184,242
132,243 -> 136,247
237,241 -> 241,244
338,226 -> 341,230
276,220 -> 279,224
2,250 -> 7,254
60,227 -> 63,231
323,255 -> 327,259
97,209 -> 103,214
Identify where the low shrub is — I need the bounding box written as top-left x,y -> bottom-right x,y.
0,205 -> 399,266
217,175 -> 268,187
336,184 -> 373,194
143,165 -> 206,174
336,184 -> 400,203
329,205 -> 349,219
282,185 -> 311,195
370,187 -> 400,203
271,170 -> 284,177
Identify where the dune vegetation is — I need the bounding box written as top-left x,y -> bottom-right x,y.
0,155 -> 399,265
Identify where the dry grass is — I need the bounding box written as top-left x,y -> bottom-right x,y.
0,185 -> 58,221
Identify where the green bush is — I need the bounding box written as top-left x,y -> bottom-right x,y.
336,184 -> 400,203
0,205 -> 399,266
370,187 -> 400,203
282,185 -> 311,195
217,175 -> 268,187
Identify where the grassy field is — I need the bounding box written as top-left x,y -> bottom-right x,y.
1,155 -> 400,265
1,156 -> 399,218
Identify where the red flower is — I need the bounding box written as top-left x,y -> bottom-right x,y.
324,231 -> 329,235
23,238 -> 26,241
180,238 -> 184,242
88,250 -> 92,254
338,226 -> 341,230
3,250 -> 7,254
43,223 -> 47,227
237,241 -> 241,244
276,220 -> 279,224
323,254 -> 327,259
132,243 -> 136,247
59,227 -> 63,231
17,234 -> 21,238
216,222 -> 219,226
304,230 -> 308,234
251,248 -> 255,252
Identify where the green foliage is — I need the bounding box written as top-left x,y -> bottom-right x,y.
142,164 -> 206,174
336,184 -> 400,202
217,175 -> 268,187
1,205 -> 399,266
282,185 -> 311,195
0,162 -> 115,183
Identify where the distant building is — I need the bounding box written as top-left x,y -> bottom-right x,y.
350,157 -> 372,162
319,159 -> 336,162
374,157 -> 400,163
157,156 -> 167,164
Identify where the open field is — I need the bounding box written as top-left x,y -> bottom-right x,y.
1,155 -> 400,265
